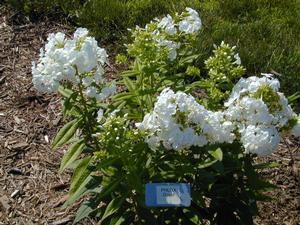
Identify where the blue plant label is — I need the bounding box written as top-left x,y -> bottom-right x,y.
145,183 -> 191,207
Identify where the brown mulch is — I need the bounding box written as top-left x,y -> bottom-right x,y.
0,5 -> 96,225
0,4 -> 299,225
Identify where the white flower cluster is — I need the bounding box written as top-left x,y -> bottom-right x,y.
154,8 -> 201,61
225,74 -> 299,155
138,75 -> 300,156
157,8 -> 202,35
225,74 -> 280,107
32,28 -> 116,100
136,88 -> 235,150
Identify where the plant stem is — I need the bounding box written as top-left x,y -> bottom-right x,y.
77,80 -> 101,151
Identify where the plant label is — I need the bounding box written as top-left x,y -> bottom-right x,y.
145,183 -> 191,207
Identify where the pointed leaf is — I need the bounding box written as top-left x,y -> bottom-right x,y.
109,216 -> 126,225
121,69 -> 139,77
254,162 -> 279,169
58,85 -> 74,98
73,200 -> 97,224
209,148 -> 223,161
63,157 -> 95,208
52,118 -> 82,149
59,139 -> 85,172
70,156 -> 92,194
100,196 -> 126,223
123,77 -> 136,92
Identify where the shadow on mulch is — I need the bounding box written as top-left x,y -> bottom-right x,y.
0,3 -> 299,225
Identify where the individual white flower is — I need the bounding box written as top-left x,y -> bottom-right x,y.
239,97 -> 273,125
272,93 -> 295,127
44,32 -> 66,53
179,8 -> 202,34
63,65 -> 77,83
145,135 -> 160,149
82,77 -> 93,87
74,27 -> 89,39
96,109 -> 104,122
96,82 -> 117,101
136,113 -> 159,131
291,116 -> 300,137
158,40 -> 181,61
86,86 -> 97,98
158,14 -> 176,35
240,125 -> 280,156
69,37 -> 99,74
154,88 -> 177,116
203,111 -> 235,144
97,48 -> 108,65
95,66 -> 104,84
234,53 -> 241,65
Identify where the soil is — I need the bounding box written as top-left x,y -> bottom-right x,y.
0,4 -> 299,225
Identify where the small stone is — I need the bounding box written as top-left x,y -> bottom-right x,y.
10,190 -> 20,198
44,135 -> 49,143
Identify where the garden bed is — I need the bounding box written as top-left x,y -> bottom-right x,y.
0,5 -> 299,225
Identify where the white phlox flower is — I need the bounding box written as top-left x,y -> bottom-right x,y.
225,74 -> 280,107
157,14 -> 176,35
32,28 -> 108,97
97,109 -> 104,122
140,79 -> 297,156
138,88 -> 235,150
234,53 -> 241,65
158,39 -> 181,61
223,74 -> 299,155
241,125 -> 280,156
291,116 -> 300,137
179,7 -> 202,34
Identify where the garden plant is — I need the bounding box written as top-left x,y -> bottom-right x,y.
32,8 -> 300,225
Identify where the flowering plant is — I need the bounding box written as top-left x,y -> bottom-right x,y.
32,8 -> 300,225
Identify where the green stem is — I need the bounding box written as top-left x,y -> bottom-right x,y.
77,79 -> 101,151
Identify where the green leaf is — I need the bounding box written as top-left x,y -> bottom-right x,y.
95,157 -> 118,170
198,159 -> 218,169
123,77 -> 136,93
58,85 -> 73,98
73,200 -> 97,224
99,196 -> 126,223
109,216 -> 126,225
288,91 -> 300,104
65,158 -> 121,208
121,69 -> 140,77
253,162 -> 280,169
113,92 -> 135,102
63,157 -> 99,208
59,139 -> 85,173
63,175 -> 93,208
52,118 -> 82,149
96,176 -> 123,201
209,148 -> 223,161
179,54 -> 199,65
62,92 -> 81,116
70,156 -> 92,194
